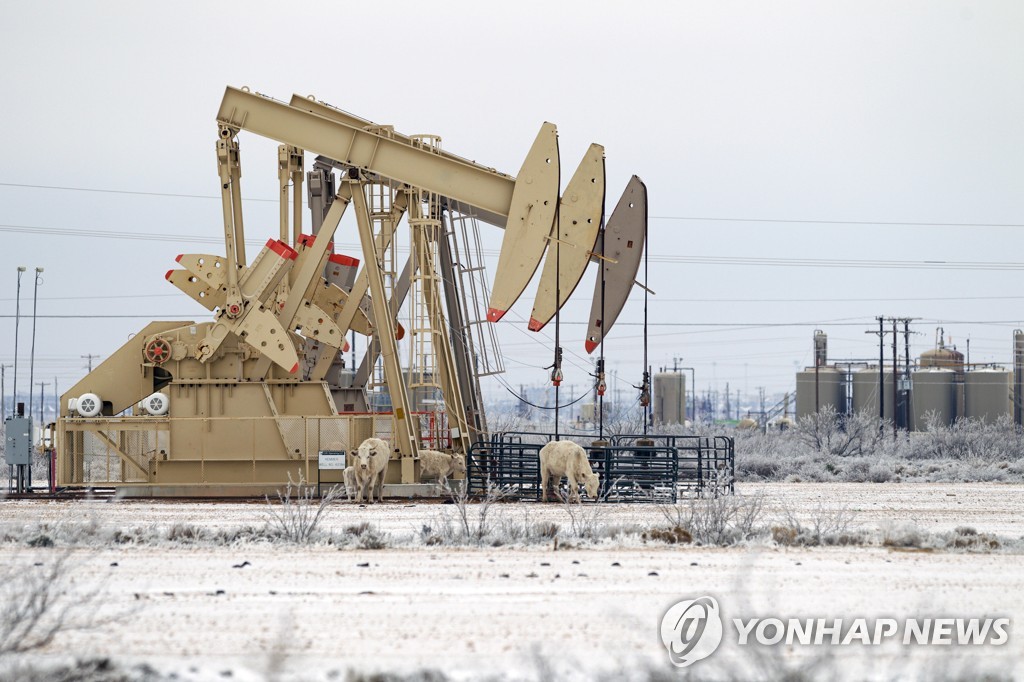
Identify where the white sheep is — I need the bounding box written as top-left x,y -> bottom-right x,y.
352,437 -> 391,504
539,440 -> 600,503
418,449 -> 467,488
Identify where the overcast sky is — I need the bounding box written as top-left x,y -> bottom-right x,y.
1,1 -> 1022,414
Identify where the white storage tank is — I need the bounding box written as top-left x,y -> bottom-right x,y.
911,369 -> 956,429
653,372 -> 686,425
795,368 -> 846,419
964,369 -> 1012,424
1014,331 -> 1024,426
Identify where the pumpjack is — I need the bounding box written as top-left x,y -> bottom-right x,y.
55,87 -> 647,496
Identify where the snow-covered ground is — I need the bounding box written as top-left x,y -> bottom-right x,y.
0,482 -> 1022,681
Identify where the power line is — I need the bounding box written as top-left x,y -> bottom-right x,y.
6,222 -> 1024,272
651,295 -> 1024,303
645,255 -> 1024,271
0,314 -> 199,319
4,180 -> 1019,228
0,293 -> 182,303
650,215 -> 1024,228
0,223 -> 252,245
0,181 -> 279,203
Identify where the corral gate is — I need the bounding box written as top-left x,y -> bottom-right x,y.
466,432 -> 735,502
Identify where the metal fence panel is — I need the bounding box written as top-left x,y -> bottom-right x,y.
467,442 -> 543,500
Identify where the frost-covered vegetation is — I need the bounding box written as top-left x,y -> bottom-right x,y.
725,409 -> 1024,483
2,486 -> 1019,555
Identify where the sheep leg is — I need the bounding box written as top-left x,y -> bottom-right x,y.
540,468 -> 550,502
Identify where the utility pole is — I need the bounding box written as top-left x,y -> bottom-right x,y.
1,364 -> 8,419
866,317 -> 887,433
81,354 -> 100,373
37,382 -> 47,432
613,369 -> 621,411
14,266 -> 26,420
903,319 -> 911,429
898,318 -> 918,433
892,318 -> 899,439
867,317 -> 917,435
28,267 -> 43,424
758,386 -> 766,428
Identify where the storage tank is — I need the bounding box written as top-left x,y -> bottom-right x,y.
964,369 -> 1012,424
920,339 -> 964,370
1014,330 -> 1024,426
851,368 -> 895,421
653,372 -> 686,425
795,368 -> 846,419
911,369 -> 956,429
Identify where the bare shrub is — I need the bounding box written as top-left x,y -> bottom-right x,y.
262,473 -> 344,544
738,452 -> 783,480
439,478 -> 510,546
656,488 -> 765,546
881,522 -> 929,549
492,506 -> 561,544
165,523 -> 207,544
0,551 -> 125,657
944,526 -> 1001,551
774,500 -> 860,547
356,528 -> 389,550
642,526 -> 692,544
910,413 -> 1024,463
795,406 -> 884,458
560,493 -> 607,540
1,657 -> 168,682
867,458 -> 895,482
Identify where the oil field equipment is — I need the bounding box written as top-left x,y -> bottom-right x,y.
54,87 -> 647,496
964,369 -> 1012,424
796,326 -> 1022,430
653,370 -> 687,426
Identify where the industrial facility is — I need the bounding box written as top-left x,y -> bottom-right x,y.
28,86 -> 667,497
795,327 -> 1024,429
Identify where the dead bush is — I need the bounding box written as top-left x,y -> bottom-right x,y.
0,551 -> 127,657
775,501 -> 858,546
263,473 -> 344,544
643,526 -> 692,544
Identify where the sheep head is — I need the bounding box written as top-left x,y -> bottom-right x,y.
584,472 -> 600,500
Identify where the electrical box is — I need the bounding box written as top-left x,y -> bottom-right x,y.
4,417 -> 33,466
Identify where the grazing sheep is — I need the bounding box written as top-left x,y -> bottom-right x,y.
418,449 -> 467,488
352,438 -> 391,504
342,465 -> 358,501
539,440 -> 600,503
